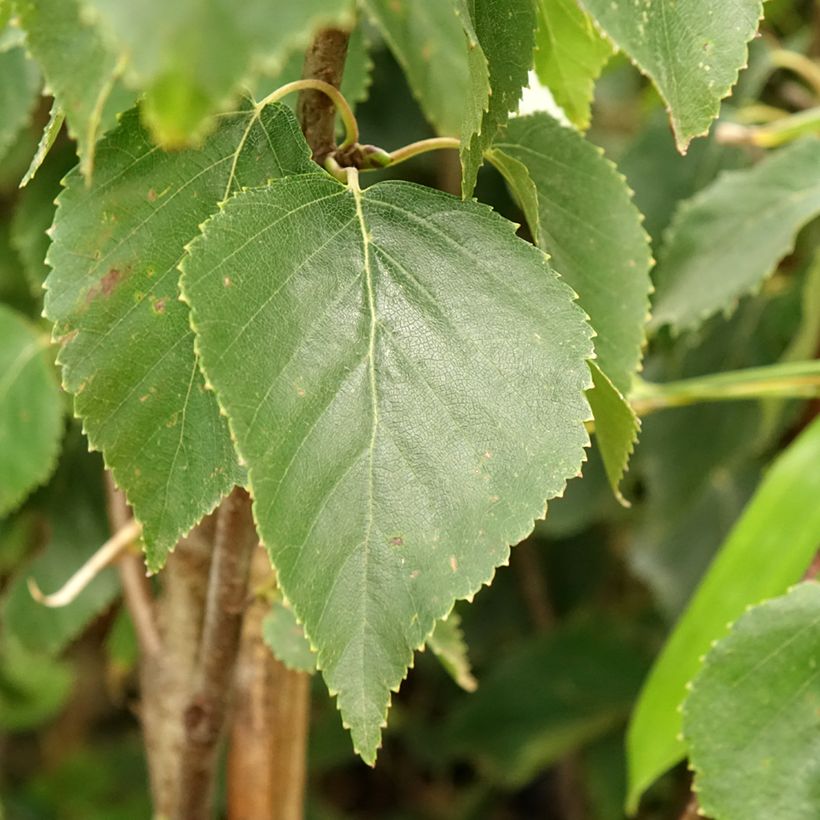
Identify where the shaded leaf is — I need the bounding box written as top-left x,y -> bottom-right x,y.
11,142 -> 76,296
426,611 -> 477,693
181,170 -> 593,762
16,0 -> 134,180
263,600 -> 317,674
84,0 -> 353,146
682,582 -> 820,820
586,362 -> 638,506
0,637 -> 72,731
626,415 -> 820,813
0,40 -> 40,165
362,0 -> 469,137
490,113 -> 652,395
445,619 -> 648,786
651,139 -> 820,334
533,0 -> 612,130
459,0 -> 537,198
45,103 -> 315,569
580,0 -> 762,151
2,428 -> 117,656
0,305 -> 62,517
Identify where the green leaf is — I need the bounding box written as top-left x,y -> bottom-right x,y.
0,637 -> 72,731
45,103 -> 316,570
580,0 -> 762,151
263,600 -> 318,674
181,170 -> 593,763
444,619 -> 648,787
682,582 -> 820,820
533,0 -> 612,130
0,40 -> 40,166
426,611 -> 477,693
84,0 -> 353,146
2,429 -> 116,656
586,362 -> 639,506
626,415 -> 820,813
651,139 -> 820,334
0,305 -> 63,517
11,143 -> 76,296
19,99 -> 65,189
490,113 -> 652,395
16,0 -> 134,180
459,0 -> 537,198
362,0 -> 469,137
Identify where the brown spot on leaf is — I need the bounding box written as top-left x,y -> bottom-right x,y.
101,267 -> 122,296
389,536 -> 404,547
147,188 -> 157,202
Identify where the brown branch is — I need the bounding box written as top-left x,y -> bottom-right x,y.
297,27 -> 351,162
105,476 -> 160,657
177,487 -> 258,819
227,549 -> 310,820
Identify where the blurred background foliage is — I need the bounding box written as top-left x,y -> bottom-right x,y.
1,0 -> 819,817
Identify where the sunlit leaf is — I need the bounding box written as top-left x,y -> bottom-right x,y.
534,0 -> 612,130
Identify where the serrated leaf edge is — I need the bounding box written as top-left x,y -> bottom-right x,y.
179,172 -> 594,764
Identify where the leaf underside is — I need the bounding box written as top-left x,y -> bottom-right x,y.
581,0 -> 763,151
45,103 -> 315,569
181,169 -> 593,762
683,582 -> 820,820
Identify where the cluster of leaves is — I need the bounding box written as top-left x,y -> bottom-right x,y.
1,0 -> 820,817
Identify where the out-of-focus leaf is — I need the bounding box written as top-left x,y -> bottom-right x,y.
444,619 -> 648,786
16,0 -> 133,180
84,0 -> 353,146
181,167 -> 593,763
533,0 -> 612,130
0,41 -> 40,165
262,600 -> 317,674
586,362 -> 639,506
426,611 -> 477,693
490,112 -> 652,395
46,103 -> 315,569
581,0 -> 762,151
11,142 -> 76,295
0,637 -> 72,731
0,222 -> 35,315
0,305 -> 62,517
459,0 -> 537,197
2,429 -> 116,656
683,582 -> 820,820
362,0 -> 468,137
620,113 -> 746,244
626,415 -> 820,813
19,99 -> 65,188
651,139 -> 820,334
